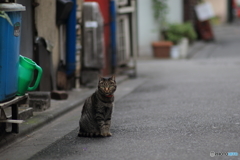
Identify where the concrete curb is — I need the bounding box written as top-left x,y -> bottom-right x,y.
187,41 -> 208,59
0,75 -> 129,148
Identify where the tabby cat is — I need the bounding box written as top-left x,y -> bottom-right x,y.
78,75 -> 117,137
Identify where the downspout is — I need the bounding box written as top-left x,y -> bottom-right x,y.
66,0 -> 76,75
110,0 -> 117,74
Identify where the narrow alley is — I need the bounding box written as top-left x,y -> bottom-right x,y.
1,24 -> 240,160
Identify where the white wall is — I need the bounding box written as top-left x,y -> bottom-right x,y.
137,0 -> 183,57
137,0 -> 159,57
167,0 -> 183,23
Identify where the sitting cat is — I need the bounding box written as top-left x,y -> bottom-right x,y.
78,75 -> 117,137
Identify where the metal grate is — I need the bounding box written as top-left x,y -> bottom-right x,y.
117,15 -> 130,65
82,2 -> 104,69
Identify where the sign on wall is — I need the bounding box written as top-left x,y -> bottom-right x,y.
195,2 -> 215,21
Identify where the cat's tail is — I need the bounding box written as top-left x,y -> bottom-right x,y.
78,131 -> 100,137
78,131 -> 113,137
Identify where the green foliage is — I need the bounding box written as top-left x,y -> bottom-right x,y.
165,31 -> 182,45
183,22 -> 197,41
209,16 -> 220,25
165,22 -> 197,44
152,0 -> 168,29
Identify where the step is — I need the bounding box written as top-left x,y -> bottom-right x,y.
4,105 -> 33,131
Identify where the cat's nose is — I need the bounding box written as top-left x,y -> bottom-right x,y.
106,88 -> 109,91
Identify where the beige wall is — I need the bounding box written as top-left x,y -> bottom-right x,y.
34,0 -> 59,71
34,0 -> 83,82
206,0 -> 227,23
35,0 -> 83,87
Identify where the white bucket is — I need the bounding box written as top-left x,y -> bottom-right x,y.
170,45 -> 180,59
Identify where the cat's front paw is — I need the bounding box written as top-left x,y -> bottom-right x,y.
100,132 -> 107,137
99,130 -> 111,137
100,131 -> 112,137
107,132 -> 112,136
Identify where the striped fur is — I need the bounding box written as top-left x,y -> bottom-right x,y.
78,76 -> 117,137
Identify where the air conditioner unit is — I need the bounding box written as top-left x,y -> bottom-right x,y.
117,15 -> 131,65
117,0 -> 128,6
82,2 -> 104,69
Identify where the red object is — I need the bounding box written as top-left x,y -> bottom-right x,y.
105,94 -> 114,98
84,0 -> 111,76
196,20 -> 214,41
152,41 -> 173,58
233,0 -> 240,17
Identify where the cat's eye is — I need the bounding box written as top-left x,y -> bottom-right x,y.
110,86 -> 115,89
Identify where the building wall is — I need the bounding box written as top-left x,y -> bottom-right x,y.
137,0 -> 159,57
183,0 -> 198,23
34,0 -> 59,70
205,0 -> 227,23
17,0 -> 34,59
137,0 -> 183,57
167,0 -> 183,23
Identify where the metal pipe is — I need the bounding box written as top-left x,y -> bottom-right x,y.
66,0 -> 77,75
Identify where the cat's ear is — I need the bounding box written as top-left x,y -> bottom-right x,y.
111,75 -> 115,81
98,75 -> 103,82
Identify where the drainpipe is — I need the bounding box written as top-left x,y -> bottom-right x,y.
110,0 -> 117,74
66,0 -> 76,75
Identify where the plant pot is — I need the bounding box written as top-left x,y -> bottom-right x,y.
170,45 -> 180,59
152,41 -> 173,58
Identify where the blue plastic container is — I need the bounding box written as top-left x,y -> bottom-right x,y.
0,3 -> 25,102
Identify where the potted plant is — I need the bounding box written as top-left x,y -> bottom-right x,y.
164,22 -> 197,58
179,22 -> 197,58
164,23 -> 184,59
151,0 -> 172,58
181,22 -> 197,42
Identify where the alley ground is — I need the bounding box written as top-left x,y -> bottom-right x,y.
1,24 -> 240,160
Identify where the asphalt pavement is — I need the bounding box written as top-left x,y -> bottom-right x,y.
1,24 -> 240,160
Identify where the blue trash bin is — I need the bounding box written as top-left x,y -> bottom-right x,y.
0,3 -> 25,102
